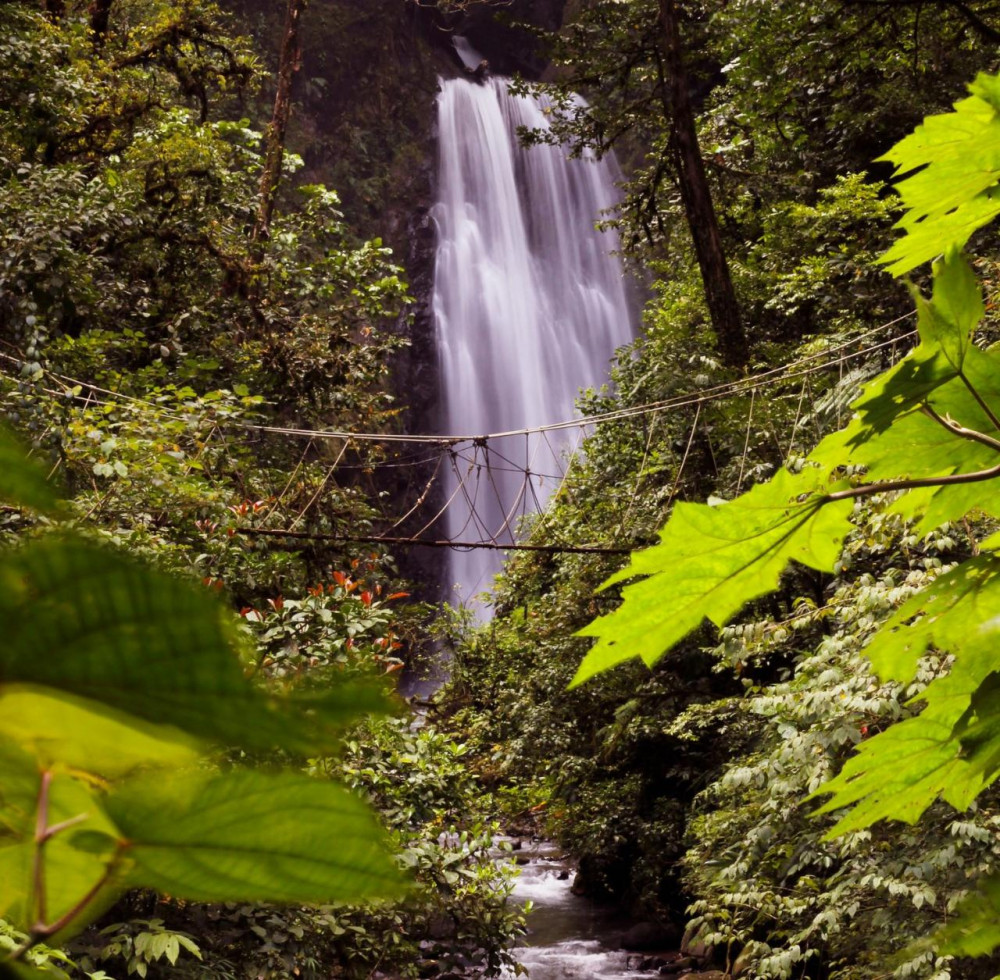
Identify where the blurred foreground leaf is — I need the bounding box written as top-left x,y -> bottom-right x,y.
0,537 -> 390,755
105,770 -> 405,903
0,428 -> 60,516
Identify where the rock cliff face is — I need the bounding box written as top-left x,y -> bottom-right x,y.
443,0 -> 568,77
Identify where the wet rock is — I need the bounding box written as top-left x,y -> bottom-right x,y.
639,954 -> 669,970
510,838 -> 522,851
556,869 -> 570,880
621,920 -> 682,951
514,854 -> 531,865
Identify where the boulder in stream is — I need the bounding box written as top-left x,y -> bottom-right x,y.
620,920 -> 682,951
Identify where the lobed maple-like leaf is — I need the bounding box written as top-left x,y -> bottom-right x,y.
810,252 -> 1000,533
812,562 -> 1000,833
571,466 -> 854,686
879,74 -> 1000,276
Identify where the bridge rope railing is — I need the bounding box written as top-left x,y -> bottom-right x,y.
0,310 -> 916,555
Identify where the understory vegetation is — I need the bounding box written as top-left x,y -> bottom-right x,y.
0,3 -> 521,979
6,1 -> 1000,980
435,4 -> 1000,980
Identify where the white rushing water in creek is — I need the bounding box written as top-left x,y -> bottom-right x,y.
432,69 -> 634,610
499,841 -> 669,980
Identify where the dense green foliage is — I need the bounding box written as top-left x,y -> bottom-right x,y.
11,0 -> 1000,978
437,5 -> 1000,979
0,2 -> 521,979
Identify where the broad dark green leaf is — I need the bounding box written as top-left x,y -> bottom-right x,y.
105,770 -> 405,903
0,426 -> 60,515
0,537 -> 391,755
572,467 -> 853,686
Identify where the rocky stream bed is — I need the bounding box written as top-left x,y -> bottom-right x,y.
499,839 -> 727,980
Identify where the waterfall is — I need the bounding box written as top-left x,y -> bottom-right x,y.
432,72 -> 634,610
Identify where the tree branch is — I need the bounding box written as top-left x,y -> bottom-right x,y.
825,461 -> 1000,502
841,0 -> 1000,44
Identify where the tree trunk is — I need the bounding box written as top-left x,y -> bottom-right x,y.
88,0 -> 113,43
658,0 -> 748,368
251,0 -> 307,248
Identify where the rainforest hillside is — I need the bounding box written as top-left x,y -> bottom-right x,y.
3,3 -> 1000,980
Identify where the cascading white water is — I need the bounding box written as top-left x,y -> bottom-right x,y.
432,71 -> 634,609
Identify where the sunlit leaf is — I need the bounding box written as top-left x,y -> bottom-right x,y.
862,557 -> 1000,683
812,714 -> 985,836
810,254 -> 1000,533
841,251 -> 983,434
572,467 -> 853,686
814,627 -> 1000,834
879,75 -> 1000,275
0,739 -> 41,838
0,686 -> 201,779
0,767 -> 124,933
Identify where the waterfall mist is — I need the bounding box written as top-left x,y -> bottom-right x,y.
432,74 -> 634,612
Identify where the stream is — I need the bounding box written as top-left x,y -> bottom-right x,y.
499,840 -> 696,980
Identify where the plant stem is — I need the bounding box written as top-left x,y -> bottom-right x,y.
5,771 -> 118,964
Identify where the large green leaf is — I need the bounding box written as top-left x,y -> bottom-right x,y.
810,253 -> 1000,534
0,739 -> 41,838
0,537 -> 390,755
571,467 -> 854,686
104,770 -> 405,903
814,615 -> 1000,834
574,253 -> 1000,689
879,74 -> 1000,275
811,714 -> 985,836
0,766 -> 123,932
861,557 -> 1000,683
0,427 -> 61,516
0,686 -> 201,778
0,740 -> 41,923
841,251 -> 983,435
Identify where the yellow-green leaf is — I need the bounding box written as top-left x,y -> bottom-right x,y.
572,467 -> 853,686
0,686 -> 201,779
105,770 -> 405,904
